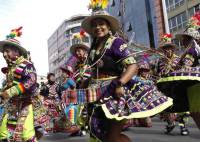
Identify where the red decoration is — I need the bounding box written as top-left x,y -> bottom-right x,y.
11,26 -> 23,37
161,33 -> 172,40
80,29 -> 86,37
163,33 -> 172,38
193,12 -> 200,26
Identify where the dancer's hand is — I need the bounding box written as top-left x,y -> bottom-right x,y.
0,91 -> 9,100
115,86 -> 124,99
96,59 -> 104,68
111,79 -> 125,99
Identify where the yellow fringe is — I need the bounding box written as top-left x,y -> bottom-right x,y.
101,98 -> 173,121
157,76 -> 200,83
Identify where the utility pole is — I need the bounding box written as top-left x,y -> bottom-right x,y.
162,0 -> 170,33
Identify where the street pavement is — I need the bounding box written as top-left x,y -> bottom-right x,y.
40,117 -> 199,142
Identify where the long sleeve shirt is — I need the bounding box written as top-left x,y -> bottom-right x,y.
5,56 -> 37,98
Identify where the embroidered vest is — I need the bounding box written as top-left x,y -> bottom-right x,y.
89,36 -> 123,76
10,59 -> 32,86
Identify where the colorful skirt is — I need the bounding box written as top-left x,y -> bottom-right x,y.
100,79 -> 172,120
157,66 -> 200,112
32,95 -> 49,128
0,104 -> 36,141
89,78 -> 172,141
187,83 -> 200,112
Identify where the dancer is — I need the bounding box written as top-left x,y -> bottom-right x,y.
69,31 -> 91,135
0,27 -> 38,141
60,65 -> 81,135
40,73 -> 62,132
80,1 -> 173,141
156,33 -> 191,135
69,31 -> 91,88
175,12 -> 200,129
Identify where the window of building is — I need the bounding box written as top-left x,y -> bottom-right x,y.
173,39 -> 181,47
169,11 -> 187,33
189,4 -> 200,17
166,0 -> 185,12
65,40 -> 70,47
118,11 -> 121,16
72,38 -> 80,45
111,0 -> 115,7
71,26 -> 81,34
126,22 -> 133,32
65,30 -> 70,37
82,36 -> 89,43
166,0 -> 169,8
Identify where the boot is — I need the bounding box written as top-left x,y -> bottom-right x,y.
180,126 -> 189,136
165,122 -> 175,134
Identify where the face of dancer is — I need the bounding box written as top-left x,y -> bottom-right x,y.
3,46 -> 20,63
75,47 -> 87,61
163,47 -> 174,58
140,70 -> 150,79
49,75 -> 56,82
91,18 -> 111,38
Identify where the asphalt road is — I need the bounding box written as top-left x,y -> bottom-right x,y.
40,117 -> 200,142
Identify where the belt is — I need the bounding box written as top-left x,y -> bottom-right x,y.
93,74 -> 117,81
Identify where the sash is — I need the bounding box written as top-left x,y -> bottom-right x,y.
62,84 -> 109,105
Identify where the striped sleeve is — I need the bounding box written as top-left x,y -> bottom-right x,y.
6,83 -> 26,97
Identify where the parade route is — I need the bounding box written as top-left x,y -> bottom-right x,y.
40,117 -> 200,142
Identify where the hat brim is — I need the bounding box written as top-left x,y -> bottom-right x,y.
175,33 -> 195,40
159,43 -> 177,49
81,14 -> 121,35
0,40 -> 27,56
70,44 -> 89,55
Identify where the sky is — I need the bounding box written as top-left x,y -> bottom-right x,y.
0,0 -> 90,81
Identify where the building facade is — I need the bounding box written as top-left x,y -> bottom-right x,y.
107,0 -> 166,48
48,15 -> 91,79
166,0 -> 200,34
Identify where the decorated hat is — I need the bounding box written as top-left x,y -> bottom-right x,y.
176,12 -> 200,40
1,67 -> 8,74
0,27 -> 27,56
159,33 -> 176,49
81,0 -> 121,35
70,30 -> 90,55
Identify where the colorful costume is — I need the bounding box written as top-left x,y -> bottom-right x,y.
85,36 -> 172,141
155,33 -> 191,135
157,13 -> 200,114
60,65 -> 81,134
67,31 -> 91,136
0,27 -> 38,142
0,57 -> 38,141
0,67 -> 9,125
40,80 -> 66,132
82,1 -> 172,141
